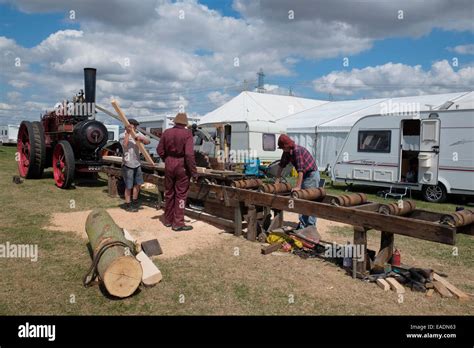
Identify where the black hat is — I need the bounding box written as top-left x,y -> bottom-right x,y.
128,118 -> 139,126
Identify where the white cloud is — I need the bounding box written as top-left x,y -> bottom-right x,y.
313,60 -> 474,97
448,44 -> 474,55
207,91 -> 231,107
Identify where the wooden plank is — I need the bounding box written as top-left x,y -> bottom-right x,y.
111,101 -> 155,165
261,242 -> 283,255
376,278 -> 390,291
234,204 -> 243,236
352,202 -> 381,211
433,280 -> 453,298
247,205 -> 257,241
407,210 -> 445,222
353,226 -> 367,274
426,289 -> 435,297
135,251 -> 163,287
433,273 -> 469,300
386,277 -> 406,294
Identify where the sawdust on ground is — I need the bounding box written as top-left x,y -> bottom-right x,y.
45,207 -> 348,259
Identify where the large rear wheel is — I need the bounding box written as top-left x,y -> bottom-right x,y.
53,140 -> 75,189
17,121 -> 45,178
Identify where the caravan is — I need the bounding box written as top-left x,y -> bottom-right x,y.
332,109 -> 474,203
0,125 -> 19,145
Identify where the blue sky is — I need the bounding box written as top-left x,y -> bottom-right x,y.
0,0 -> 473,122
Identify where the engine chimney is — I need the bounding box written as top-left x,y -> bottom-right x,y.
84,68 -> 96,104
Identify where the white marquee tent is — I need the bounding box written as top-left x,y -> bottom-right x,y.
199,91 -> 328,125
278,91 -> 473,170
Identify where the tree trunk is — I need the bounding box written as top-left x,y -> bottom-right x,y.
85,209 -> 142,298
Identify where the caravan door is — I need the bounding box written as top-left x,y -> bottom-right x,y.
418,117 -> 440,185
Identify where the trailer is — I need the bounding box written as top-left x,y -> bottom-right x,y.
331,109 -> 474,203
0,125 -> 19,145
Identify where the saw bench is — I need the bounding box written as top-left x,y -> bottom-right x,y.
101,156 -> 474,277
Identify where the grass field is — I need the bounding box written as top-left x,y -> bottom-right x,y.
0,145 -> 473,315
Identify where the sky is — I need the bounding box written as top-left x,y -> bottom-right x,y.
0,0 -> 473,125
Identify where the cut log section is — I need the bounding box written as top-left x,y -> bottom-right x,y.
378,200 -> 416,216
330,193 -> 367,207
291,188 -> 326,200
258,182 -> 292,194
440,209 -> 474,227
231,179 -> 263,189
85,209 -> 142,298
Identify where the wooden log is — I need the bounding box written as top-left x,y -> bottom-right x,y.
85,209 -> 142,298
247,205 -> 257,241
433,273 -> 469,300
331,193 -> 367,207
291,188 -> 326,200
386,277 -> 406,294
440,209 -> 474,227
376,278 -> 390,291
378,200 -> 416,216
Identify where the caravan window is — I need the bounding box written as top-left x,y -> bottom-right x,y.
262,133 -> 276,151
107,131 -> 115,140
358,130 -> 391,153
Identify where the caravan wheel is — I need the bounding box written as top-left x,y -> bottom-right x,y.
422,184 -> 447,203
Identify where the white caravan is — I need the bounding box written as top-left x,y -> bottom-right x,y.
332,109 -> 474,202
199,120 -> 286,164
0,125 -> 19,145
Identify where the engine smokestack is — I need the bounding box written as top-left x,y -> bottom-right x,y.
84,68 -> 96,104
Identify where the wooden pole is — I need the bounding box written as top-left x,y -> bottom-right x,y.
234,204 -> 243,236
353,226 -> 368,274
85,209 -> 142,298
110,100 -> 155,165
247,205 -> 257,241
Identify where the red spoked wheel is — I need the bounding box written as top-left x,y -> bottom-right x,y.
17,121 -> 45,178
53,140 -> 75,189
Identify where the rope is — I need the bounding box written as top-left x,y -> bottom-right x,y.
83,240 -> 134,287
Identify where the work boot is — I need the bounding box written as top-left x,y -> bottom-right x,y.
164,223 -> 172,227
172,225 -> 193,231
125,202 -> 135,212
132,199 -> 140,211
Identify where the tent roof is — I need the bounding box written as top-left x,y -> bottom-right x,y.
199,91 -> 328,125
278,98 -> 387,133
279,91 -> 472,133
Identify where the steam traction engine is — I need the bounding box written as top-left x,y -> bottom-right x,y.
17,68 -> 112,189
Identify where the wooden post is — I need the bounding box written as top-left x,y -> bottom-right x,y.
374,231 -> 394,268
247,205 -> 257,241
234,204 -> 243,236
107,174 -> 118,198
353,226 -> 368,274
111,100 -> 154,165
274,209 -> 284,228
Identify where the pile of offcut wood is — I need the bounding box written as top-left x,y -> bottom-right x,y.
373,265 -> 470,300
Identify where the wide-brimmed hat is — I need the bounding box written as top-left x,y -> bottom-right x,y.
174,113 -> 188,125
278,134 -> 295,149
